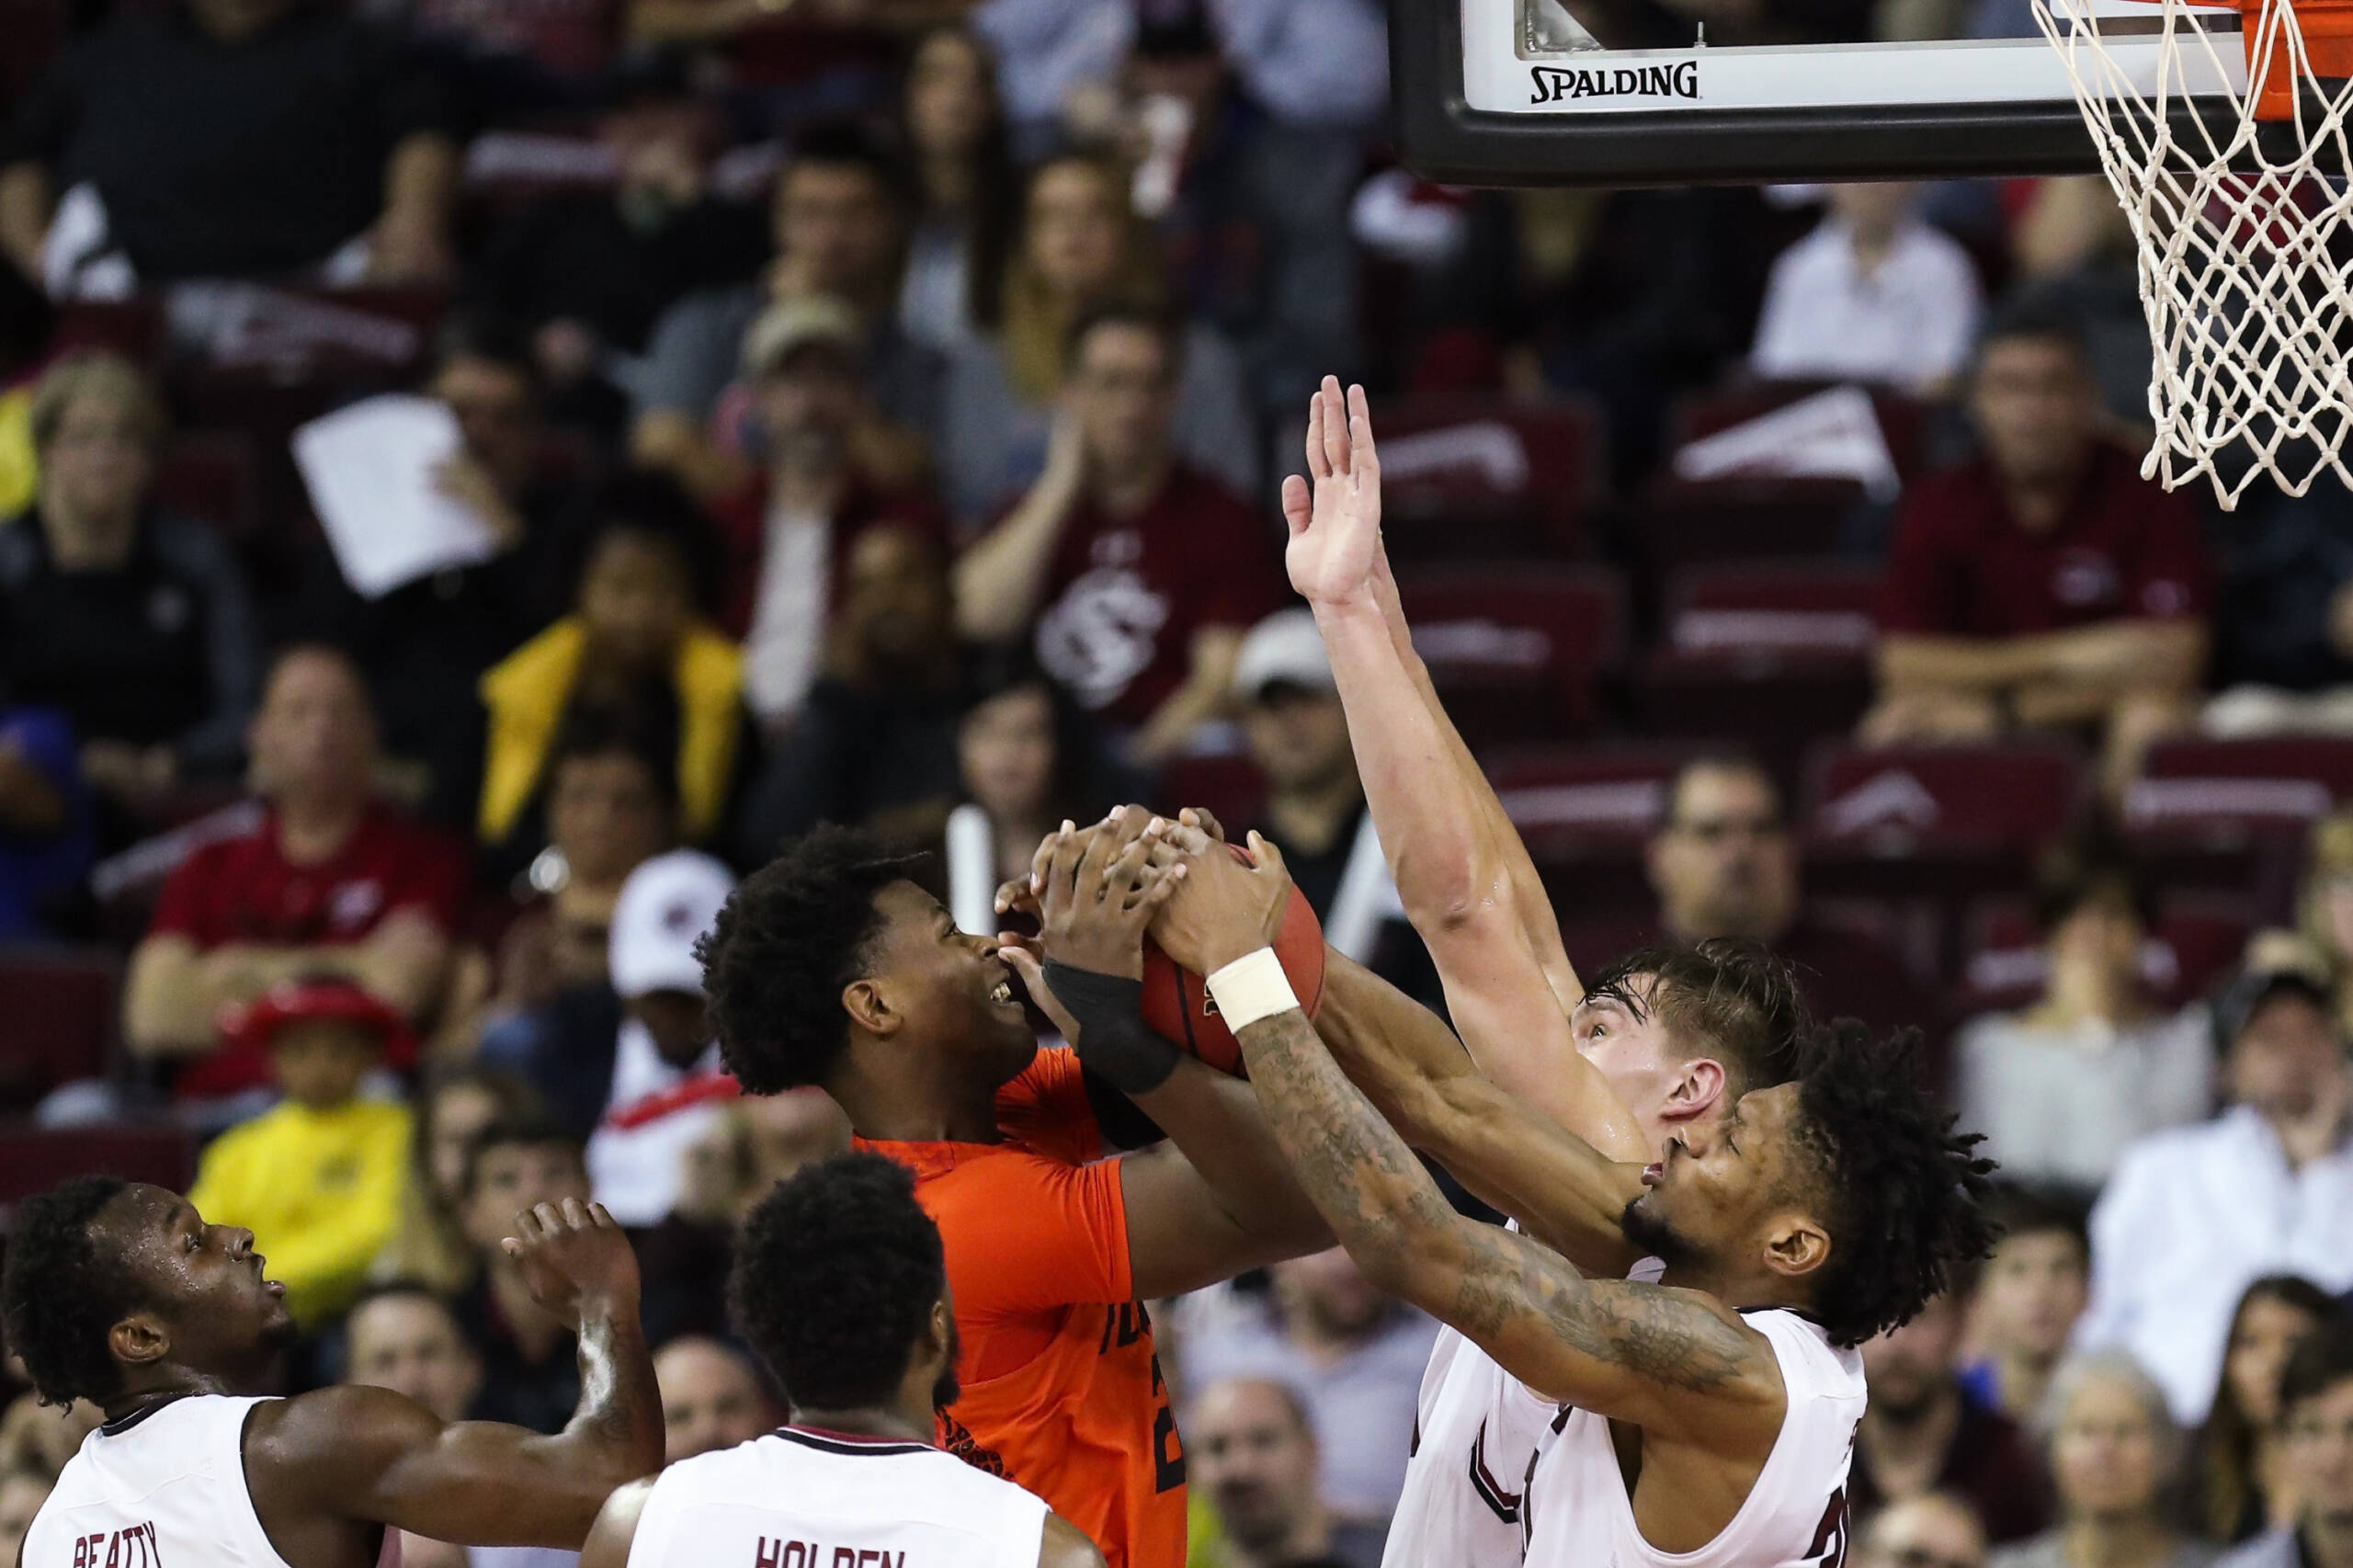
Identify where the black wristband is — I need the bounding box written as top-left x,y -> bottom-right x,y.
1041,960 -> 1180,1096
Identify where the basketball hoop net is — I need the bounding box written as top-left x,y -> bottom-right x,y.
2034,0 -> 2353,506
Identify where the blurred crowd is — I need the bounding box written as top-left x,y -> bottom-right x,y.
0,0 -> 2350,1563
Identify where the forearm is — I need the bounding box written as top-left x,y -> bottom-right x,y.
228,931 -> 449,1020
1127,1060 -> 1330,1251
124,941 -> 233,1057
1879,634 -> 2040,696
954,483 -> 1075,640
551,1304 -> 665,1491
626,0 -> 760,43
382,133 -> 457,233
0,163 -> 50,282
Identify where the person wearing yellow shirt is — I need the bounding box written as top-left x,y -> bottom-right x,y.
188,976 -> 415,1327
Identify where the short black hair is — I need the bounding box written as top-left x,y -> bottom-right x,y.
2029,833 -> 2154,937
338,1279 -> 470,1379
432,312 -> 540,390
730,1152 -> 945,1410
1786,1021 -> 1998,1346
579,469 -> 725,619
1984,1183 -> 2091,1257
457,1115 -> 586,1202
4,1176 -> 137,1406
549,699 -> 681,811
1063,301 -> 1183,379
1661,753 -> 1784,829
1975,286 -> 2093,371
2279,1311 -> 2353,1421
1584,939 -> 1811,1100
699,825 -> 927,1095
784,119 -> 914,209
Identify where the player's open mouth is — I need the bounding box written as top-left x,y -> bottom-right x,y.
990,979 -> 1016,1006
1641,1163 -> 1664,1186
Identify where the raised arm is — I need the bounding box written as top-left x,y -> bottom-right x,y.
252,1200 -> 663,1549
997,813 -> 1329,1301
1183,845 -> 1780,1440
1283,381 -> 1620,1143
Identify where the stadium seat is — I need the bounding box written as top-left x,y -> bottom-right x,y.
1636,561 -> 1881,778
1484,744 -> 1700,927
1159,753 -> 1272,839
0,946 -> 120,1111
50,298 -> 166,365
152,428 -> 260,543
1370,393 -> 1603,560
0,1123 -> 193,1207
2122,735 -> 2353,911
1950,896 -> 2252,1017
1668,380 -> 1930,483
1398,566 -> 1626,749
1633,476 -> 1860,578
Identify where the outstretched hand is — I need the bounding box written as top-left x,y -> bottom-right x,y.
1282,377 -> 1384,611
997,810 -> 1187,1038
1149,825 -> 1296,978
503,1199 -> 640,1326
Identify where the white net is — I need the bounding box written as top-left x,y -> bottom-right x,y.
2034,0 -> 2353,506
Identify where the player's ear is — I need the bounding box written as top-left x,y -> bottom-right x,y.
842,977 -> 898,1037
1759,1213 -> 1830,1281
1661,1058 -> 1725,1122
109,1310 -> 170,1374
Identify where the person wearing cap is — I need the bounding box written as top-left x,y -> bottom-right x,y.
582,848 -> 740,1229
711,292 -> 949,732
2079,938 -> 2353,1425
185,976 -> 416,1327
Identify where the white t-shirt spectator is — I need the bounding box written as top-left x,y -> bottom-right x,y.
1749,216 -> 1983,392
1955,1006 -> 2213,1192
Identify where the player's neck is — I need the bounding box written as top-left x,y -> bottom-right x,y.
834,1059 -> 1003,1145
104,1368 -> 237,1424
1231,1506 -> 1334,1568
2061,1510 -> 2177,1568
787,1404 -> 934,1447
2306,1514 -> 2353,1568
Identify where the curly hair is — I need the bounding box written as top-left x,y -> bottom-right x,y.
699,825 -> 926,1095
4,1176 -> 137,1406
1584,938 -> 1812,1098
729,1152 -> 947,1412
1786,1020 -> 1997,1347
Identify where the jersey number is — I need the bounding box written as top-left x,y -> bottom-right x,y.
1805,1490 -> 1849,1568
1102,1304 -> 1186,1495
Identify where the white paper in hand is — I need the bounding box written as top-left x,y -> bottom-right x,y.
293,394 -> 501,599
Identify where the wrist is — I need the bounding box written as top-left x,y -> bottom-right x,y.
1205,948 -> 1300,1034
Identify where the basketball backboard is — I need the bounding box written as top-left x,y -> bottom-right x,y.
1392,0 -> 2248,185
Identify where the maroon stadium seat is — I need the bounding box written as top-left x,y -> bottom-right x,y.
0,947 -> 120,1110
1668,380 -> 1930,483
50,299 -> 166,366
1952,897 -> 2252,1017
1398,566 -> 1626,749
152,429 -> 260,543
0,1124 -> 194,1207
2123,735 -> 2353,911
1370,394 -> 1603,560
1638,561 -> 1881,777
1634,477 -> 1859,577
1483,744 -> 1700,927
1159,753 -> 1272,839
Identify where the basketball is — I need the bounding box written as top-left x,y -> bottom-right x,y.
1138,846 -> 1326,1076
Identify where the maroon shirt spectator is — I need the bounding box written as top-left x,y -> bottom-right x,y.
956,304 -> 1283,760
125,645 -> 469,1103
1861,291 -> 2214,801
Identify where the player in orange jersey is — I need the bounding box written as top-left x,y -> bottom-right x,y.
697,815 -> 1331,1568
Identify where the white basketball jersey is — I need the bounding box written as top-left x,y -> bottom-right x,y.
26,1393 -> 400,1568
1520,1310 -> 1864,1568
1385,1250 -> 1666,1568
627,1427 -> 1050,1568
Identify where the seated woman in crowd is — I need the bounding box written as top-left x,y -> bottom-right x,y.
476,472 -> 748,883
2194,1275 -> 2341,1546
0,351 -> 259,835
939,149 -> 1256,520
1993,1350 -> 2216,1568
2294,809 -> 2353,1039
371,1063 -> 545,1296
895,25 -> 1017,356
1956,838 -> 2213,1194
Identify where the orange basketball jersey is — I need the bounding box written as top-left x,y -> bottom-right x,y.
858,1048 -> 1187,1568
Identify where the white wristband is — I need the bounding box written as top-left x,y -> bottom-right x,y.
1205,949 -> 1300,1034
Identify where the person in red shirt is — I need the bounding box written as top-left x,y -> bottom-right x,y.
696,816 -> 1329,1568
123,644 -> 469,1108
954,306 -> 1285,766
1859,293 -> 2214,801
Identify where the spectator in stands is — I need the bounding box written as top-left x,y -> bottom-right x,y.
1859,1494 -> 1991,1568
0,707 -> 92,940
2213,1318 -> 2353,1568
450,1117 -> 593,1432
0,1395 -> 97,1481
732,521 -> 966,857
1749,182 -> 1984,395
1993,1350 -> 2218,1568
672,1088 -> 850,1228
475,474 -> 745,879
1956,839 -> 2213,1193
1960,1187 -> 2092,1428
714,294 -> 950,727
654,1335 -> 774,1463
631,121 -> 944,502
470,89 -> 766,440
1187,1377 -> 1386,1568
2196,1277 -> 2342,1545
1859,293 -> 2212,802
2297,812 -> 2353,1040
1641,754 -> 1932,1047
1852,1290 -> 2054,1544
0,0 -> 458,290
1222,609 -> 1379,926
578,849 -> 736,1227
187,976 -> 415,1325
124,645 -> 469,1115
0,1467 -> 50,1568
944,649 -> 1108,889
2201,476 -> 2353,737
939,150 -> 1256,519
345,1282 -> 485,1422
1179,1247 -> 1438,1524
310,320 -> 588,831
954,305 -> 1281,764
897,26 -> 1017,355
2081,954 -> 2353,1426
0,353 -> 260,825
374,1064 -> 543,1295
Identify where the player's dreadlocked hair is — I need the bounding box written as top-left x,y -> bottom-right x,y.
1584,938 -> 1812,1096
1787,1020 -> 1997,1346
4,1176 -> 136,1405
698,825 -> 928,1095
731,1152 -> 949,1411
